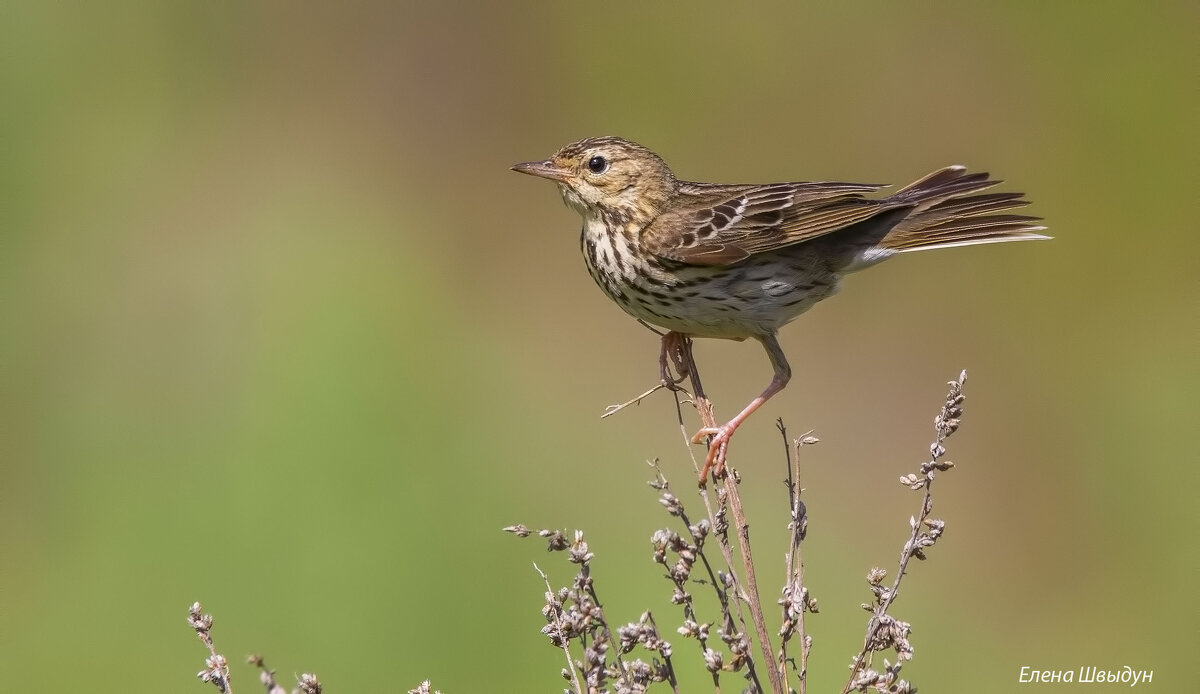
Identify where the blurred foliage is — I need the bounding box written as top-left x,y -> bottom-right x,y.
1,1 -> 1196,692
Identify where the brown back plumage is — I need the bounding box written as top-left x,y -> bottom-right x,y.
641,164 -> 1046,266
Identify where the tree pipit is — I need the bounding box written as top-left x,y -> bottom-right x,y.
513,136 -> 1046,484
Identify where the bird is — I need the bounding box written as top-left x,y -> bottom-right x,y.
512,136 -> 1047,483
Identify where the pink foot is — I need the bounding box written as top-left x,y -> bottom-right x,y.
692,424 -> 736,484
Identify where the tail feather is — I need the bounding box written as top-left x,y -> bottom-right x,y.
879,166 -> 1049,252
891,165 -> 971,195
917,213 -> 1041,234
920,191 -> 1029,218
890,166 -> 999,206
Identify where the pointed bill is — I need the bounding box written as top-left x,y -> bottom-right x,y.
511,159 -> 571,182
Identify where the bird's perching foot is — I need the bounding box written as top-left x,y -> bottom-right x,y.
603,330 -> 696,418
692,423 -> 737,484
659,330 -> 691,390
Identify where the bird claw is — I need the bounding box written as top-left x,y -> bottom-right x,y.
690,426 -> 720,444
693,424 -> 735,484
662,373 -> 688,392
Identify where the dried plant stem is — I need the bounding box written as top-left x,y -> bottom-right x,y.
188,602 -> 234,694
779,420 -> 814,694
642,611 -> 681,693
670,389 -> 764,693
718,459 -> 781,693
675,336 -> 786,694
187,603 -> 322,694
535,563 -> 584,694
649,461 -> 729,691
603,382 -> 675,418
842,371 -> 966,693
582,569 -> 635,678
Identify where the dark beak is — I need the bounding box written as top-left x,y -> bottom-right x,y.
511,159 -> 571,182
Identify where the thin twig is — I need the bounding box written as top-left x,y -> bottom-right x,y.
669,384 -> 757,691
649,461 -> 725,690
842,371 -> 966,693
778,421 -> 817,694
675,337 -> 786,694
643,611 -> 681,693
603,382 -> 694,419
535,563 -> 583,694
670,355 -> 762,685
188,602 -> 234,694
719,460 -> 781,693
667,349 -> 763,692
581,566 -> 632,677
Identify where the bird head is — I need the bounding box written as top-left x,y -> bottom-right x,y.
512,136 -> 677,226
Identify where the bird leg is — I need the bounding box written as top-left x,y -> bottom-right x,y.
692,333 -> 792,483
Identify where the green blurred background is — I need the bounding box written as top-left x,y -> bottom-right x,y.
2,2 -> 1196,691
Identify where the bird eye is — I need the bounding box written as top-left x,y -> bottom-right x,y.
587,155 -> 608,174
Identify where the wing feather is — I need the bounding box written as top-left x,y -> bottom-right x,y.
643,168 -> 1040,267
645,181 -> 897,266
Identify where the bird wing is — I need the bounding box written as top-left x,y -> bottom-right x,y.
641,180 -> 896,266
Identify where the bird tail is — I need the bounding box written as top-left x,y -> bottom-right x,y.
878,166 -> 1049,252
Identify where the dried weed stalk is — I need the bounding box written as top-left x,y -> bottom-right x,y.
186,602 -> 328,694
511,367 -> 975,694
503,524 -> 677,693
842,370 -> 967,694
184,367 -> 976,694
